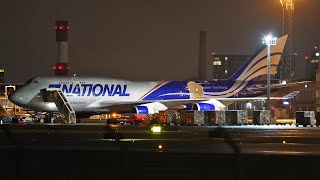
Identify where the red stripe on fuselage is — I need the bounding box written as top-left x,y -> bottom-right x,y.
138,81 -> 168,100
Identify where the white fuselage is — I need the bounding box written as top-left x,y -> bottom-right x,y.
9,77 -> 161,113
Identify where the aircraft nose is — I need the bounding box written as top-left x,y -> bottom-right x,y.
8,89 -> 25,106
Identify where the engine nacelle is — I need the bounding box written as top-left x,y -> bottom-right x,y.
192,99 -> 225,111
132,105 -> 155,114
132,102 -> 167,114
183,103 -> 193,110
192,103 -> 215,110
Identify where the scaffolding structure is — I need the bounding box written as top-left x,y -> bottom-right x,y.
280,0 -> 295,82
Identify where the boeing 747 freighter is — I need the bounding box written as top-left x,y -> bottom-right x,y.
9,35 -> 291,118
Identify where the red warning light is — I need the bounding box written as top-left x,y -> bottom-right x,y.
304,56 -> 309,60
54,26 -> 66,30
315,46 -> 318,50
58,65 -> 63,70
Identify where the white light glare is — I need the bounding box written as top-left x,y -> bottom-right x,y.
47,102 -> 56,109
246,102 -> 252,109
262,34 -> 277,45
151,126 -> 162,133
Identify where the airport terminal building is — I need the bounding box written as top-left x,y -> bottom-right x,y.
0,83 -> 24,115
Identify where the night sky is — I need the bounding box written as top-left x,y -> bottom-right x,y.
1,0 -> 319,83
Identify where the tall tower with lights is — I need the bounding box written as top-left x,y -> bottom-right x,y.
286,0 -> 294,82
53,20 -> 70,76
279,0 -> 295,82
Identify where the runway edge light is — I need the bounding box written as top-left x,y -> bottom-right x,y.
151,126 -> 162,133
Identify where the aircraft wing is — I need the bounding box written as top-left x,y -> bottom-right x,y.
247,81 -> 312,91
96,90 -> 299,112
214,91 -> 299,107
94,99 -> 207,112
273,81 -> 313,87
99,99 -> 205,107
89,88 -> 299,113
215,90 -> 299,101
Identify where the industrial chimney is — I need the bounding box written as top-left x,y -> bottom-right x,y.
198,30 -> 212,81
53,20 -> 70,76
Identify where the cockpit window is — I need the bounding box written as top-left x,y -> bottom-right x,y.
24,78 -> 38,85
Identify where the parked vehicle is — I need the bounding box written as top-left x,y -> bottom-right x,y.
0,115 -> 13,123
20,116 -> 33,124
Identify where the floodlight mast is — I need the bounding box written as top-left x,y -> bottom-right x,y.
262,34 -> 277,112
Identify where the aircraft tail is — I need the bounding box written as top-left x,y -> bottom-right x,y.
228,34 -> 288,82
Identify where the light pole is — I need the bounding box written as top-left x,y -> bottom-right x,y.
262,34 -> 277,112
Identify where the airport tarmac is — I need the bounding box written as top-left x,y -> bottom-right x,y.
1,124 -> 320,180
1,124 -> 320,155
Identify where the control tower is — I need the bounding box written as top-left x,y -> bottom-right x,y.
53,21 -> 70,76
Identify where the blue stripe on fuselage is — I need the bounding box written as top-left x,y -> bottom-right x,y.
142,81 -> 190,100
48,84 -> 61,88
142,79 -> 275,100
142,81 -> 237,100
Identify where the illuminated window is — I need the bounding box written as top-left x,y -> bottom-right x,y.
225,57 -> 228,61
225,70 -> 228,74
213,61 -> 221,65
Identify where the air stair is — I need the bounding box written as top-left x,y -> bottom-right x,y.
41,89 -> 76,124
